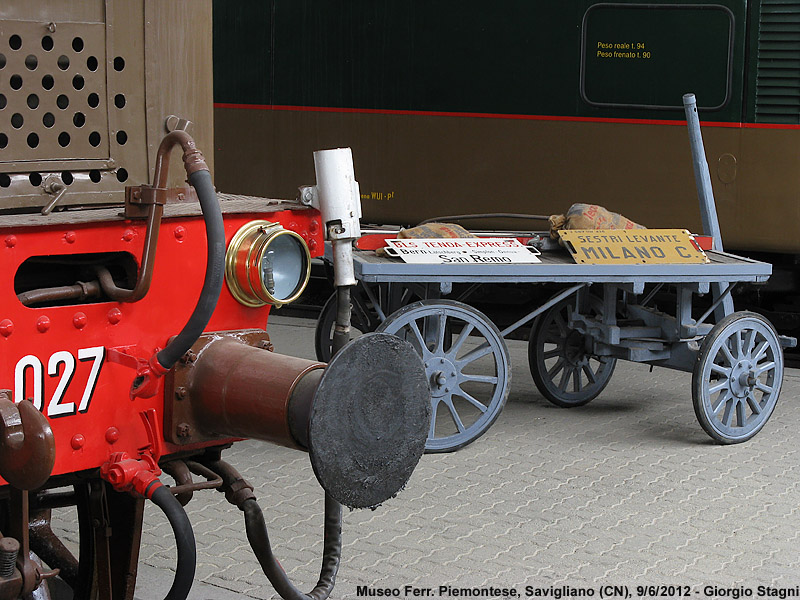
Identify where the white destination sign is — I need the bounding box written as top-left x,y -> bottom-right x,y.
383,238 -> 541,264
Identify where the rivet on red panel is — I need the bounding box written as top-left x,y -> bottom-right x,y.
71,434 -> 85,450
107,308 -> 122,325
174,226 -> 186,241
64,231 -> 77,244
308,239 -> 317,252
73,312 -> 87,329
289,222 -> 299,231
105,427 -> 120,444
122,229 -> 135,242
36,316 -> 51,333
4,235 -> 17,248
310,219 -> 320,234
0,319 -> 13,337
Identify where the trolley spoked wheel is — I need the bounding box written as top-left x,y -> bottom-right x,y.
377,300 -> 510,453
528,294 -> 616,407
692,311 -> 783,444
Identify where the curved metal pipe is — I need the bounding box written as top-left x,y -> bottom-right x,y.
162,461 -> 224,506
93,203 -> 164,302
161,461 -> 195,507
17,280 -> 101,307
152,130 -> 208,189
94,131 -> 209,303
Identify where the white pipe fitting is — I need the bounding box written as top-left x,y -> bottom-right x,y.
312,148 -> 362,242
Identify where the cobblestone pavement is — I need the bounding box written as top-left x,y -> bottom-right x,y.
54,316 -> 800,599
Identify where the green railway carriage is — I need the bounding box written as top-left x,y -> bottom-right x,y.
212,0 -> 800,326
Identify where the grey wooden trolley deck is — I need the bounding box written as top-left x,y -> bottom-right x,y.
315,95 -> 794,451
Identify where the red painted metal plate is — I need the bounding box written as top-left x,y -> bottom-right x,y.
0,208 -> 324,484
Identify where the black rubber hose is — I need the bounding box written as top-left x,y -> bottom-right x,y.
243,493 -> 342,600
156,170 -> 225,369
150,485 -> 197,600
330,286 -> 352,357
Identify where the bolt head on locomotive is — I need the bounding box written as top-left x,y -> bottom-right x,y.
0,3 -> 430,599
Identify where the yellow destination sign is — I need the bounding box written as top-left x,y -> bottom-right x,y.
559,229 -> 709,265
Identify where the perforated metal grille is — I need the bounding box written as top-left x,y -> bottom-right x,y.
0,20 -> 109,163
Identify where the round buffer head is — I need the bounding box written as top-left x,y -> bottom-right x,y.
308,332 -> 431,509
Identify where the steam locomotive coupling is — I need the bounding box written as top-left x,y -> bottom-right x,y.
0,2 -> 430,599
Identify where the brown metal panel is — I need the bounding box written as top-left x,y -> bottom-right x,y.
143,0 -> 214,188
736,128 -> 800,253
104,0 -> 149,198
0,1 -> 104,23
0,0 -> 151,210
214,108 -> 760,248
0,0 -> 213,211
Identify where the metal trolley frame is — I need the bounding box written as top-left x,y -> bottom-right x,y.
315,95 -> 795,451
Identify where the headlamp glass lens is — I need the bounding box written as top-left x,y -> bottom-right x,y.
261,233 -> 306,302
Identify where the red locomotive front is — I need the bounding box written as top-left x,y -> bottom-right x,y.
0,3 -> 429,599
2,181 -> 324,481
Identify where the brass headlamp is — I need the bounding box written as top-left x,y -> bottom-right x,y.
225,220 -> 311,308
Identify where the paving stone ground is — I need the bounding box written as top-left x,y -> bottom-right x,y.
53,315 -> 800,599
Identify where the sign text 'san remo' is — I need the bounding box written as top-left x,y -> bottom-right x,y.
383,238 -> 541,265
